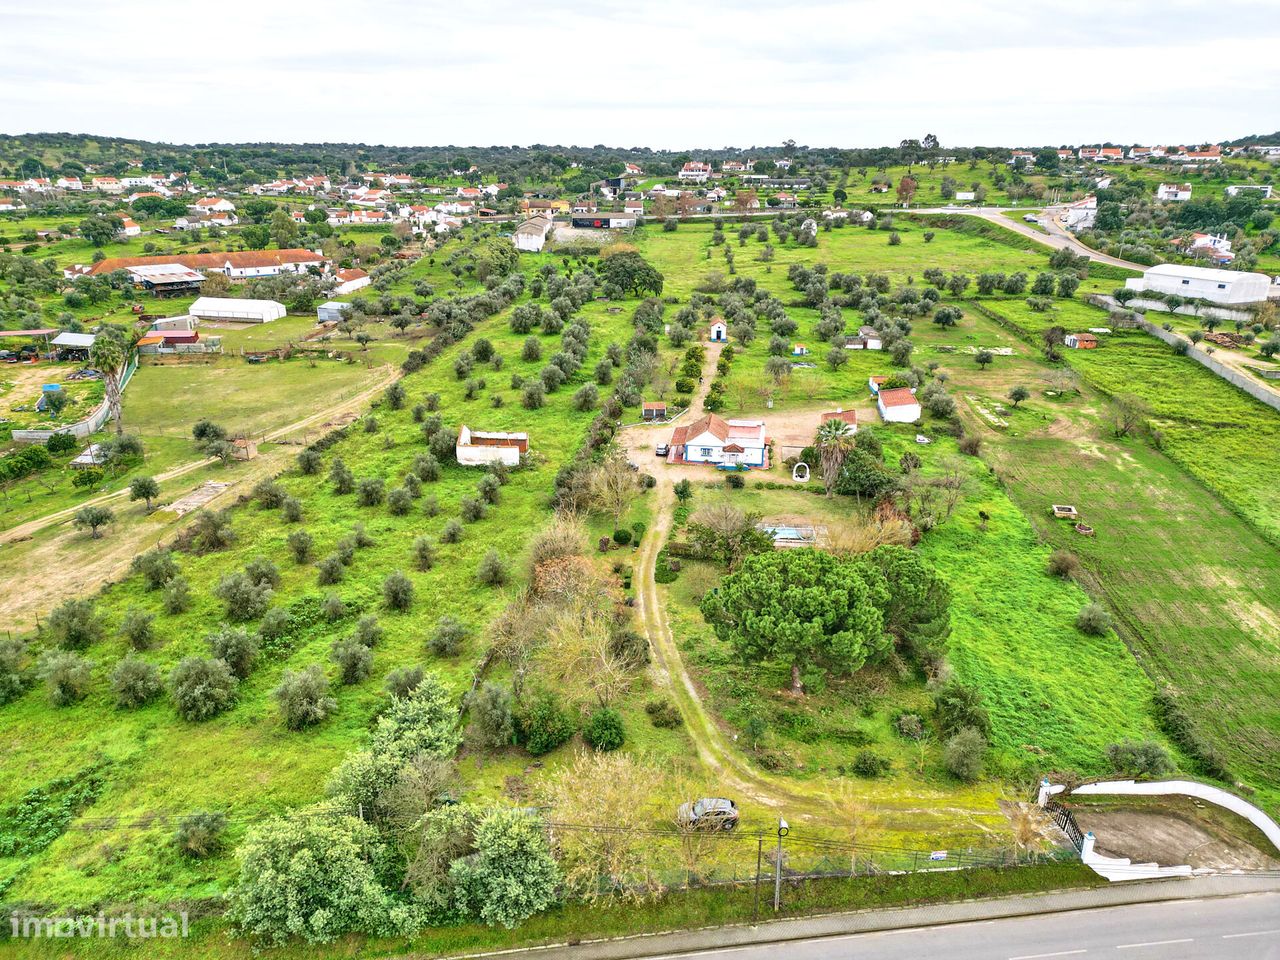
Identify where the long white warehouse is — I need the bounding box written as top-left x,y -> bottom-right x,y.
189,297 -> 287,323
1125,264 -> 1272,305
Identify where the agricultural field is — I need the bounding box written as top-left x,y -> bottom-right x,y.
0,205 -> 1278,953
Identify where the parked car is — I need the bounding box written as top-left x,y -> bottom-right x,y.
1023,214 -> 1039,223
677,797 -> 738,831
655,443 -> 669,457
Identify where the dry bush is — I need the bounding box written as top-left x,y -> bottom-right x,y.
527,512 -> 587,573
824,781 -> 884,874
543,751 -> 665,902
537,600 -> 630,709
825,516 -> 916,555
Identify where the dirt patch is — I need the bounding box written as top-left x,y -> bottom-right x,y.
1072,806 -> 1280,871
169,481 -> 234,517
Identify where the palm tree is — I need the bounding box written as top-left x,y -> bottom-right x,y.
815,418 -> 856,498
89,329 -> 128,436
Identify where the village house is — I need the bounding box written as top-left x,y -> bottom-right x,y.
820,409 -> 858,434
191,196 -> 236,214
1008,150 -> 1035,165
513,215 -> 553,252
1225,185 -> 1273,199
85,249 -> 328,281
1077,148 -> 1100,161
55,176 -> 84,190
642,401 -> 668,421
456,425 -> 528,467
845,325 -> 883,350
623,197 -> 645,216
624,162 -> 643,176
91,177 -> 123,193
722,160 -> 754,173
1096,147 -> 1123,161
668,414 -> 768,467
117,216 -> 141,237
773,192 -> 797,208
679,161 -> 712,183
1063,194 -> 1097,231
334,268 -> 371,294
1156,183 -> 1192,202
1179,232 -> 1234,263
571,198 -> 597,214
1056,149 -> 1074,160
876,387 -> 921,423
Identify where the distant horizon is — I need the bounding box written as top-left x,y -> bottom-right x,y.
2,130 -> 1275,155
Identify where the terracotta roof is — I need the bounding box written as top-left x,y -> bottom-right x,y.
88,249 -> 325,276
683,413 -> 730,442
669,425 -> 689,446
642,401 -> 667,410
822,410 -> 858,425
878,387 -> 919,408
722,443 -> 745,454
336,268 -> 368,282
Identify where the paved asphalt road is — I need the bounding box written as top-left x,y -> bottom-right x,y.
650,893 -> 1280,960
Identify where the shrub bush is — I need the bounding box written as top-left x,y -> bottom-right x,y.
330,637 -> 372,685
45,598 -> 105,650
1106,739 -> 1174,779
208,626 -> 260,679
429,615 -> 468,656
943,726 -> 986,781
383,570 -> 414,610
1046,549 -> 1080,579
273,664 -> 336,730
353,615 -> 383,648
612,528 -> 632,546
317,555 -> 345,585
725,473 -> 745,489
357,477 -> 385,507
468,682 -> 515,748
851,750 -> 891,778
934,681 -> 991,737
441,519 -> 463,543
258,607 -> 291,643
163,576 -> 192,614
297,448 -> 322,475
518,692 -> 576,755
476,548 -> 508,586
1076,602 -> 1112,635
387,488 -> 412,516
894,712 -> 924,740
384,665 -> 424,700
174,811 -> 227,859
645,698 -> 683,728
214,571 -> 273,622
132,548 -> 179,590
460,495 -> 486,522
37,650 -> 93,706
111,655 -> 162,708
119,608 -> 155,650
583,707 -> 625,752
0,639 -> 26,705
412,535 -> 436,571
281,496 -> 302,522
287,529 -> 313,564
169,656 -> 238,721
322,592 -> 346,621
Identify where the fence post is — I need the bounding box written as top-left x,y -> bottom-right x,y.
772,818 -> 788,912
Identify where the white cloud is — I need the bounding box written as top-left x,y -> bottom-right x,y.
1,0 -> 1277,147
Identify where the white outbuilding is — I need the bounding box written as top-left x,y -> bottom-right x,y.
1124,264 -> 1272,305
189,297 -> 287,323
455,425 -> 528,467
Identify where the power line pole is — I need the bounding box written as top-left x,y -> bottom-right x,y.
773,818 -> 788,912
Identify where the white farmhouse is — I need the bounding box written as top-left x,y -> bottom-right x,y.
876,387 -> 922,423
513,215 -> 553,252
1063,194 -> 1097,232
679,162 -> 712,183
1225,185 -> 1273,199
456,425 -> 528,467
1125,264 -> 1272,305
1156,183 -> 1192,202
190,196 -> 237,214
668,414 -> 768,468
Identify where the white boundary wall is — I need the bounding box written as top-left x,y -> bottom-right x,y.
1038,777 -> 1280,882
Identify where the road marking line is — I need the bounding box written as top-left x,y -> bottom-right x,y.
1115,939 -> 1193,949
1009,949 -> 1087,959
1223,930 -> 1280,939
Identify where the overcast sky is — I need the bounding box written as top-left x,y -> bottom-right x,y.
3,0 -> 1278,149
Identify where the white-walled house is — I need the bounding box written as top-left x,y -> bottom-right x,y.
118,216 -> 141,237
191,196 -> 236,214
456,425 -> 528,467
1125,264 -> 1272,305
845,325 -> 883,350
876,387 -> 921,423
679,162 -> 712,183
708,319 -> 727,342
513,215 -> 553,252
668,414 -> 767,467
334,268 -> 371,294
1063,194 -> 1097,231
1156,183 -> 1192,202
